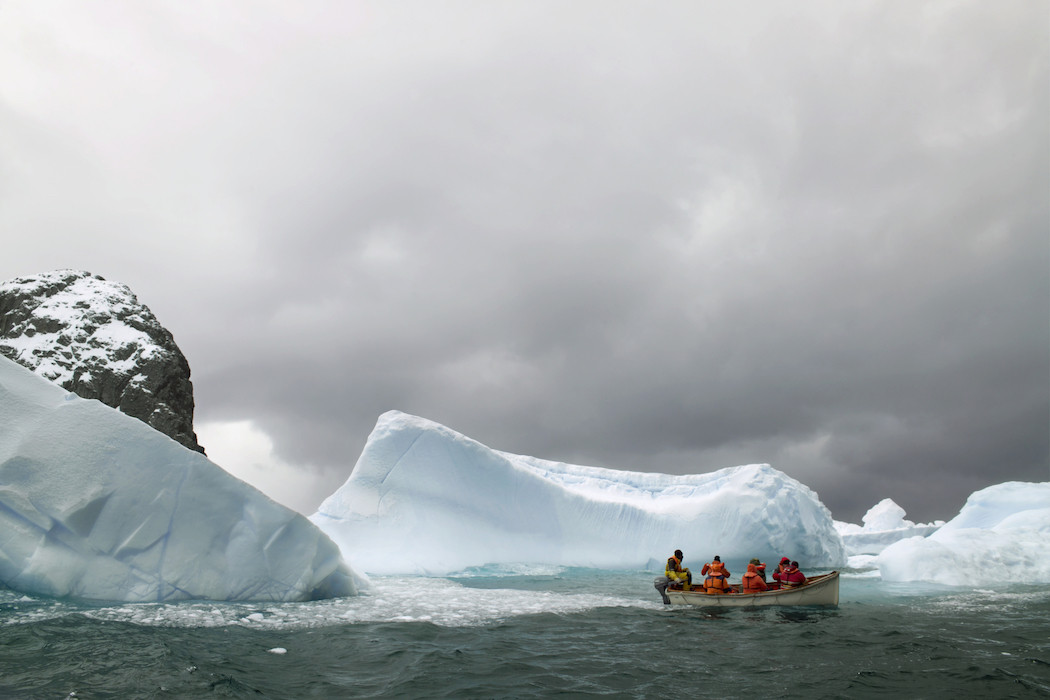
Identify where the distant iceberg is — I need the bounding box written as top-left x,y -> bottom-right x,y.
878,481 -> 1050,585
0,355 -> 362,602
834,498 -> 943,555
311,411 -> 846,575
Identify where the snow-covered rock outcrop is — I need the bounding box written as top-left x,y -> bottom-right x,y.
0,270 -> 203,452
311,411 -> 846,575
878,481 -> 1050,585
834,498 -> 943,555
0,355 -> 362,602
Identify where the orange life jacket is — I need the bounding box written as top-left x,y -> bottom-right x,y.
741,572 -> 766,592
704,561 -> 729,593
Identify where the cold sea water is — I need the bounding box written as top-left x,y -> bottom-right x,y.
1,564 -> 1048,700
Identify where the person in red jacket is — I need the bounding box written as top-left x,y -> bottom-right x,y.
773,561 -> 807,588
773,556 -> 790,577
740,562 -> 768,593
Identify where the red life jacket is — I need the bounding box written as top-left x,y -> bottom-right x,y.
779,567 -> 806,588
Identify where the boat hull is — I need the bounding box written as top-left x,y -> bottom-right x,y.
664,571 -> 839,607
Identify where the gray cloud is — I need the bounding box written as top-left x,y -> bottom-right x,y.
2,1 -> 1046,523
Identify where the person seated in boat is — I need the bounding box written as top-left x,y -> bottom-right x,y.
773,556 -> 790,577
665,550 -> 692,590
766,557 -> 790,588
701,556 -> 731,594
748,557 -> 767,582
740,562 -> 768,593
773,561 -> 807,588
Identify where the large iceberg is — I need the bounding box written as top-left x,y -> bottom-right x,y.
834,498 -> 943,555
878,481 -> 1050,585
0,355 -> 361,602
311,411 -> 846,575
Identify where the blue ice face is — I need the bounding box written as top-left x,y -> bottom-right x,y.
0,355 -> 360,603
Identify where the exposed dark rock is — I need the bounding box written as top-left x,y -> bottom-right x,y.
0,270 -> 205,454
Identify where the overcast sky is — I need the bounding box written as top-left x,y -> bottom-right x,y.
2,1 -> 1047,522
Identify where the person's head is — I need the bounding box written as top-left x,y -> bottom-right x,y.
791,561 -> 799,568
747,563 -> 757,573
749,558 -> 760,566
780,557 -> 790,565
674,549 -> 683,560
713,555 -> 721,562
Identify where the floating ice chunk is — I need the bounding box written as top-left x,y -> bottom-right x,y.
878,482 -> 1050,585
862,498 -> 908,530
834,498 -> 943,555
0,355 -> 363,602
311,411 -> 846,574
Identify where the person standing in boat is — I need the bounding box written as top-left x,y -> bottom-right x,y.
701,556 -> 731,594
773,561 -> 807,588
665,550 -> 692,590
740,562 -> 768,593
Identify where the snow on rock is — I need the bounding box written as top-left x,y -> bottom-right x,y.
0,355 -> 363,602
0,269 -> 203,453
834,498 -> 943,555
878,482 -> 1050,585
311,411 -> 846,575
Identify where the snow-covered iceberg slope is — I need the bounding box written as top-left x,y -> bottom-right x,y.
878,481 -> 1050,585
834,498 -> 943,555
311,411 -> 846,575
0,355 -> 361,602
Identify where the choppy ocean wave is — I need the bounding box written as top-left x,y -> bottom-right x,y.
2,572 -> 1048,699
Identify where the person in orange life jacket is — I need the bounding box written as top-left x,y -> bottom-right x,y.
665,550 -> 692,589
741,562 -> 768,593
748,557 -> 767,582
773,561 -> 807,588
701,555 -> 731,594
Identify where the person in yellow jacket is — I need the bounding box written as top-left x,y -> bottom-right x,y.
665,549 -> 692,590
701,555 -> 732,594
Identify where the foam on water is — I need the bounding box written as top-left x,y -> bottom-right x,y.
921,587 -> 1050,613
447,563 -> 569,578
4,573 -> 1049,699
0,576 -> 650,630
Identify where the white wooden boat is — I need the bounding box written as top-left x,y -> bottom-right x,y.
657,571 -> 839,608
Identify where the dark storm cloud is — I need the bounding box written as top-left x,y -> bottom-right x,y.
2,1 -> 1046,521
